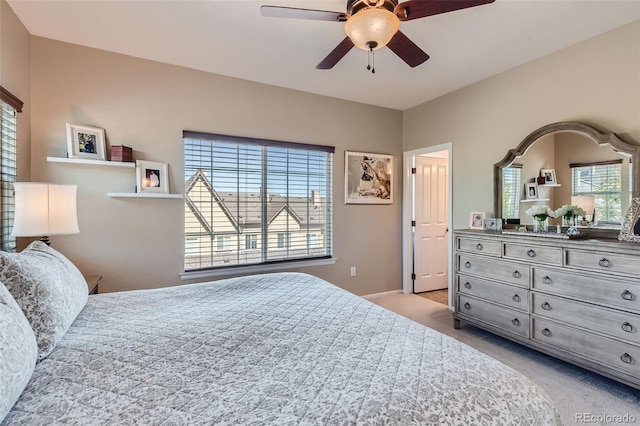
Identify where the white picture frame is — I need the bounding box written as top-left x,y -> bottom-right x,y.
469,211 -> 486,230
66,123 -> 106,160
344,151 -> 393,204
482,218 -> 502,231
136,160 -> 169,194
525,182 -> 538,199
540,168 -> 557,185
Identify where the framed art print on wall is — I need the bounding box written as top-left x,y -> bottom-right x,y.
136,160 -> 169,194
66,123 -> 106,160
344,151 -> 393,204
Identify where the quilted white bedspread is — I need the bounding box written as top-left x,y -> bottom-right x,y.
4,272 -> 560,425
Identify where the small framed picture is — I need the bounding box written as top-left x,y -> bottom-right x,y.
618,198 -> 640,242
66,123 -> 106,160
136,160 -> 169,194
483,218 -> 502,231
344,151 -> 393,204
469,211 -> 486,230
525,182 -> 538,199
540,168 -> 557,185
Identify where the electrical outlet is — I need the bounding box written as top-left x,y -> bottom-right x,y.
350,267 -> 356,277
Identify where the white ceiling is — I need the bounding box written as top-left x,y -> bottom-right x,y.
7,0 -> 640,111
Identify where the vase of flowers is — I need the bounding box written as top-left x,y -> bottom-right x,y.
555,205 -> 587,227
525,205 -> 556,233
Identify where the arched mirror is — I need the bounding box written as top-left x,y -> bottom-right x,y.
494,122 -> 640,230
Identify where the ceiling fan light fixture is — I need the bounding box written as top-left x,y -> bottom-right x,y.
345,7 -> 400,51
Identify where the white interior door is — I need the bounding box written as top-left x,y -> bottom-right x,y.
414,155 -> 449,292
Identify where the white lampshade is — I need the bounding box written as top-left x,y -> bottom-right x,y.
11,183 -> 79,237
571,195 -> 595,216
345,8 -> 400,51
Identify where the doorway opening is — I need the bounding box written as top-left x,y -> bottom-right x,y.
402,143 -> 453,309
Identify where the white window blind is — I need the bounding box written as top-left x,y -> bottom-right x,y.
571,161 -> 622,224
0,86 -> 21,253
183,132 -> 334,271
502,164 -> 521,219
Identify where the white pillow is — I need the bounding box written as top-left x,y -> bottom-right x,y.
0,280 -> 37,422
0,241 -> 88,361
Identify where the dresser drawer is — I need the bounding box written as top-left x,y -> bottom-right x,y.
532,318 -> 640,379
457,254 -> 529,287
532,293 -> 640,345
502,242 -> 562,266
456,236 -> 501,257
532,266 -> 640,314
457,274 -> 529,312
565,249 -> 640,276
458,294 -> 529,338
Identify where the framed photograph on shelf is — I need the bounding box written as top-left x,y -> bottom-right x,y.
525,182 -> 538,199
540,168 -> 557,185
344,151 -> 393,204
618,198 -> 640,242
469,211 -> 486,230
136,160 -> 169,194
482,218 -> 502,231
66,123 -> 106,160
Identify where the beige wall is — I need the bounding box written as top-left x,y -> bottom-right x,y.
403,21 -> 640,229
0,0 -> 30,183
30,37 -> 403,295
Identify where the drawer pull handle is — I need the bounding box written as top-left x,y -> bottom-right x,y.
464,282 -> 472,289
599,258 -> 611,268
621,322 -> 634,333
541,302 -> 551,311
512,318 -> 521,327
512,270 -> 522,279
512,294 -> 521,302
527,249 -> 536,258
621,290 -> 634,301
464,261 -> 472,269
463,302 -> 471,310
620,353 -> 634,364
541,328 -> 552,337
541,276 -> 552,285
476,243 -> 483,250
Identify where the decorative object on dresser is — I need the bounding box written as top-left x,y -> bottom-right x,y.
135,160 -> 169,194
525,204 -> 556,233
482,218 -> 502,231
344,150 -> 393,204
65,123 -> 106,161
619,198 -> 640,242
454,229 -> 640,389
469,211 -> 485,229
11,183 -> 79,246
110,145 -> 133,162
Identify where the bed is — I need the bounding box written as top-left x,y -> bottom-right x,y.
1,242 -> 560,425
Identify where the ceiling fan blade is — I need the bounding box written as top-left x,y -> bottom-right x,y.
387,31 -> 429,67
316,37 -> 355,70
261,6 -> 349,22
394,0 -> 495,21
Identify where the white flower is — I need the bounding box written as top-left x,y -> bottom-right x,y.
555,204 -> 586,218
525,205 -> 557,218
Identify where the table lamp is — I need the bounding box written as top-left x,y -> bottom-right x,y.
11,183 -> 79,245
571,195 -> 595,225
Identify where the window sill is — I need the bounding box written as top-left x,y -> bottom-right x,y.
179,257 -> 338,281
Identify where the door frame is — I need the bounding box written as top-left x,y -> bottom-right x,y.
402,143 -> 454,310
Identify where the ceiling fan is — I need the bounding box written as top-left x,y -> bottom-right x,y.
261,0 -> 495,72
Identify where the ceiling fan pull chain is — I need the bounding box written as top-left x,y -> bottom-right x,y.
366,47 -> 375,74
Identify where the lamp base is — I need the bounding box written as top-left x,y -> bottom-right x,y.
38,236 -> 51,246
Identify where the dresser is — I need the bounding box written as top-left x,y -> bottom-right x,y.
454,229 -> 640,389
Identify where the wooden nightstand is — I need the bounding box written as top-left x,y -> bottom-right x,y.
85,275 -> 102,295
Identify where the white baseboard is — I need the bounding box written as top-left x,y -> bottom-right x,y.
361,289 -> 403,300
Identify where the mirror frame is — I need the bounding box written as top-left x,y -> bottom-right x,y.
494,121 -> 640,220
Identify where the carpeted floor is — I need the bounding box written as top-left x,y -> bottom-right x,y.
368,293 -> 640,425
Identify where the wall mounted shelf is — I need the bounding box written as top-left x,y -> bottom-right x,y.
107,192 -> 183,199
539,183 -> 561,187
47,157 -> 135,168
521,198 -> 550,203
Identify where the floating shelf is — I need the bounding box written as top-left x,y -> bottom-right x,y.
107,192 -> 183,199
521,198 -> 551,203
539,183 -> 561,187
47,157 -> 135,168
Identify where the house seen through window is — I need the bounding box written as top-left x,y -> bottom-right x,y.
183,132 -> 334,270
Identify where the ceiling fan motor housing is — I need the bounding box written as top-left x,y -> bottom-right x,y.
347,0 -> 398,16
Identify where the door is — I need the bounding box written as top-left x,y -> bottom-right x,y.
414,155 -> 449,292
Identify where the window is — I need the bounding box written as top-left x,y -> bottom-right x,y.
502,164 -> 522,219
571,160 -> 626,224
0,86 -> 22,253
184,132 -> 334,271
